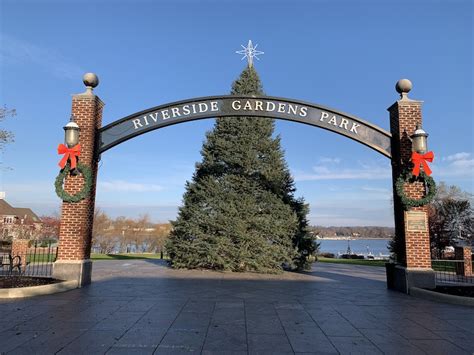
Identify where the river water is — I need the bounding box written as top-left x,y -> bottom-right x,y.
93,238 -> 392,257
317,239 -> 391,256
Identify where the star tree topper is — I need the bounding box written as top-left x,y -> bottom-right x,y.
236,40 -> 264,67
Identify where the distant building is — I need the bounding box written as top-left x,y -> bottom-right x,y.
0,195 -> 42,240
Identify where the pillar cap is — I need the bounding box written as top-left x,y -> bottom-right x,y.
396,79 -> 412,100
77,73 -> 99,96
83,73 -> 99,88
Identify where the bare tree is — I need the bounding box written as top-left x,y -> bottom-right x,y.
148,223 -> 172,254
129,214 -> 151,252
39,214 -> 60,241
112,216 -> 129,252
0,106 -> 16,152
90,212 -> 172,254
92,208 -> 115,254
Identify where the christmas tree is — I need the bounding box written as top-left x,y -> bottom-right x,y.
166,63 -> 315,272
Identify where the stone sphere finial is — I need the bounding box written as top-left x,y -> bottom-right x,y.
83,73 -> 99,88
395,79 -> 412,95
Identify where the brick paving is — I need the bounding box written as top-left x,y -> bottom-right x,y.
1,260 -> 473,354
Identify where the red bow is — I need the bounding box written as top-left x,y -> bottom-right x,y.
57,144 -> 81,169
411,151 -> 434,176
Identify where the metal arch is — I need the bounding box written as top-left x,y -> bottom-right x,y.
98,95 -> 392,158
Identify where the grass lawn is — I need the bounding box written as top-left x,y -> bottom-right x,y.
317,256 -> 387,267
20,253 -> 163,263
26,253 -> 472,272
26,254 -> 57,263
91,254 -> 386,265
318,257 -> 474,272
431,260 -> 474,273
91,253 -> 166,260
24,253 -> 166,262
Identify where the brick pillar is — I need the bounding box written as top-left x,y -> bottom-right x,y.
387,79 -> 435,292
53,76 -> 103,287
455,246 -> 472,277
11,238 -> 29,269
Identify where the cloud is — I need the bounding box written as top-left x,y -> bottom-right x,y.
443,152 -> 471,162
451,159 -> 474,169
361,186 -> 391,194
435,152 -> 474,179
99,180 -> 164,192
295,151 -> 474,182
294,161 -> 392,181
1,34 -> 83,80
307,199 -> 394,226
319,157 -> 341,164
312,166 -> 331,174
95,203 -> 179,223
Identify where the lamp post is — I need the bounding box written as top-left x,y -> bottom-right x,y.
63,116 -> 80,174
410,125 -> 428,154
63,117 -> 80,148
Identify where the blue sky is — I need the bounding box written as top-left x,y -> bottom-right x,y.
1,0 -> 472,226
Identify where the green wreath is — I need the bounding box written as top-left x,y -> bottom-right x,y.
55,162 -> 93,203
396,170 -> 436,209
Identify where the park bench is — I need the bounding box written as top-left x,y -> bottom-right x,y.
0,253 -> 22,274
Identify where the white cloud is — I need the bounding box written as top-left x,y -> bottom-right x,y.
435,152 -> 474,179
451,159 -> 474,169
1,34 -> 83,80
319,157 -> 341,164
294,157 -> 392,181
3,181 -> 53,194
307,199 -> 394,226
312,166 -> 331,174
294,162 -> 391,181
295,152 -> 474,182
95,203 -> 179,223
443,152 -> 471,162
99,180 -> 164,192
361,186 -> 391,194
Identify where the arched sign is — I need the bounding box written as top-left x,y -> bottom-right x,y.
98,95 -> 392,158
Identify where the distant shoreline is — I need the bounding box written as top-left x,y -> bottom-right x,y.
317,237 -> 392,240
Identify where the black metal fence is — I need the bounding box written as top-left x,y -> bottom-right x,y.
432,259 -> 474,285
0,252 -> 20,276
0,241 -> 58,278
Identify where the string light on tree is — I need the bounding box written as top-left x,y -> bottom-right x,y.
236,40 -> 264,67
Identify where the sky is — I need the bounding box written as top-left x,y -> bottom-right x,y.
1,0 -> 472,227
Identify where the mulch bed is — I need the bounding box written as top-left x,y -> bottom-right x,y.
0,276 -> 59,289
432,286 -> 474,298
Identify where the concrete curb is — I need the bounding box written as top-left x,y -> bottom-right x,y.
0,280 -> 77,299
410,287 -> 474,307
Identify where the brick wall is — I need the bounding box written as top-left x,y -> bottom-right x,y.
11,238 -> 29,268
57,93 -> 103,261
455,246 -> 472,277
389,99 -> 432,269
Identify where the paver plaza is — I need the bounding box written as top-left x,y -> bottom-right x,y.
1,261 -> 473,354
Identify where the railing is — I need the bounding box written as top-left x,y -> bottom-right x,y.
0,241 -> 58,278
432,259 -> 474,285
0,253 -> 21,276
24,241 -> 58,277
